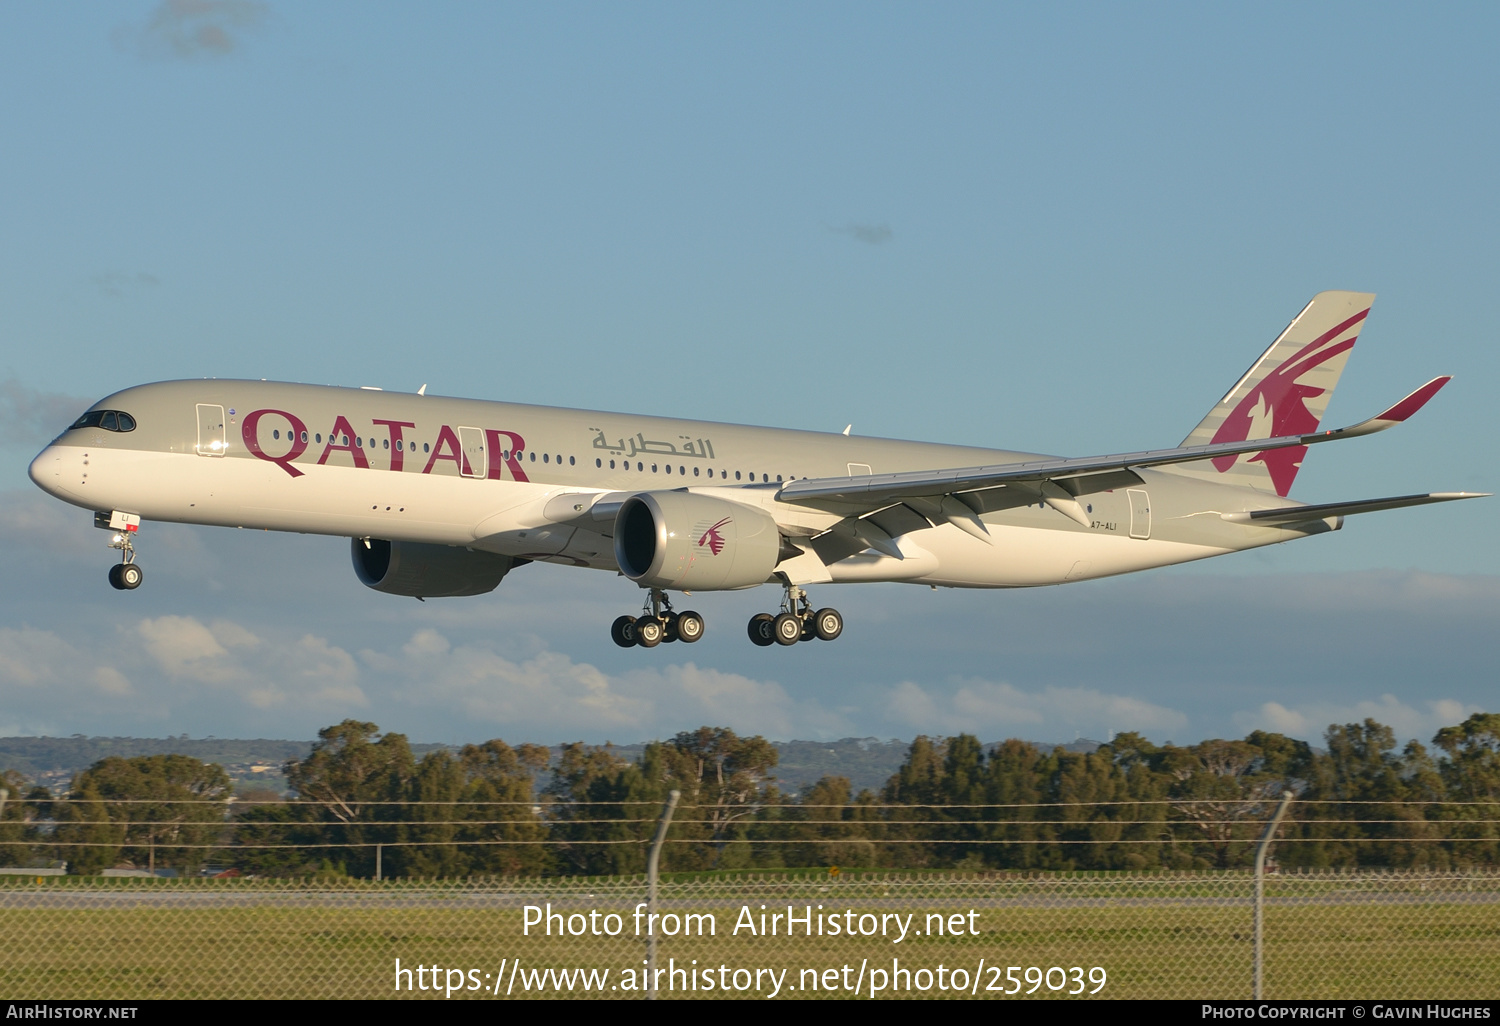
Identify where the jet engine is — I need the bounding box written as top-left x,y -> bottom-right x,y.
351,539 -> 522,597
614,491 -> 781,591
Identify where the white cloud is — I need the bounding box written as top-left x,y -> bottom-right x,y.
137,615 -> 233,679
882,677 -> 1190,740
1234,694 -> 1485,745
363,629 -> 851,739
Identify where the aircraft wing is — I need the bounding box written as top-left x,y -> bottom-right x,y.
1220,492 -> 1488,526
776,377 -> 1456,556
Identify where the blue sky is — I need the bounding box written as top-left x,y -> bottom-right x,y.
0,2 -> 1495,754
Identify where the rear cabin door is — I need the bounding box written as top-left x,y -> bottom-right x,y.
458,426 -> 486,479
196,404 -> 226,457
1128,488 -> 1151,539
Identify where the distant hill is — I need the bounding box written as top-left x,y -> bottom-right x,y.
0,734 -> 1102,797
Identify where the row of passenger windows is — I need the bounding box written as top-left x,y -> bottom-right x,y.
70,414 -> 795,481
595,458 -> 778,482
265,428 -> 789,481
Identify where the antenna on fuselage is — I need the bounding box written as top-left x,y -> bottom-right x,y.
842,425 -> 851,436
418,384 -> 428,396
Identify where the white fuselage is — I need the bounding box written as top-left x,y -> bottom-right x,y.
29,379 -> 1322,593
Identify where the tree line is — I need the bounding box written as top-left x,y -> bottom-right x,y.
1,713 -> 1496,876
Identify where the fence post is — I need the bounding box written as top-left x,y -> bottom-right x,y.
375,844 -> 382,882
1254,790 -> 1294,999
647,789 -> 682,1002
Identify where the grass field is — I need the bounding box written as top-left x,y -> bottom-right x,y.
1,872 -> 1496,999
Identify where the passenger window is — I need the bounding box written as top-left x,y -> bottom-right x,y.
570,456 -> 575,466
396,439 -> 403,451
776,475 -> 782,482
543,453 -> 549,464
652,464 -> 658,473
735,471 -> 741,480
693,466 -> 699,477
383,438 -> 390,449
301,431 -> 308,443
678,466 -> 684,475
423,443 -> 430,453
530,452 -> 536,462
665,464 -> 672,474
101,412 -> 118,431
272,429 -> 281,440
637,462 -> 643,471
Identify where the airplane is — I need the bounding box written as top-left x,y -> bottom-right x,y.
27,290 -> 1484,649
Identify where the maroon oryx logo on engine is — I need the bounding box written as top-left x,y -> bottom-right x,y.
697,516 -> 732,555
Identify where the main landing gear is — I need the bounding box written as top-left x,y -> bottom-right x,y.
611,589 -> 705,649
97,511 -> 144,591
747,583 -> 842,648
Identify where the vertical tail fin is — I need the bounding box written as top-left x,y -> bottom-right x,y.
1171,290 -> 1375,496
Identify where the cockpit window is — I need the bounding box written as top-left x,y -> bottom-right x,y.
69,410 -> 136,432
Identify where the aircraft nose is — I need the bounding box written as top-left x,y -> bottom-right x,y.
28,444 -> 67,498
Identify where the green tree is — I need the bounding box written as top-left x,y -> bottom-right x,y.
54,755 -> 232,875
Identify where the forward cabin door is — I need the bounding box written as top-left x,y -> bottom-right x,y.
458,426 -> 486,479
196,404 -> 226,457
1128,488 -> 1151,539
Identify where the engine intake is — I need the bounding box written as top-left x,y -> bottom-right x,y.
614,492 -> 780,591
351,539 -> 522,597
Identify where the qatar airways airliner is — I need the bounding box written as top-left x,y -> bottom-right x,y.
28,291 -> 1483,648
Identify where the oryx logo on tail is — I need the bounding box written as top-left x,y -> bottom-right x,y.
1172,291 -> 1375,497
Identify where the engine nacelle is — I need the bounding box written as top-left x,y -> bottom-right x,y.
351,539 -> 522,598
614,492 -> 781,591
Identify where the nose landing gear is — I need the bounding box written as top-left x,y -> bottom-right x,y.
610,589 -> 705,649
747,583 -> 842,647
96,510 -> 144,591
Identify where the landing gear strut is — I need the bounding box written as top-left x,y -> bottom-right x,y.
610,589 -> 704,649
97,511 -> 144,591
747,583 -> 842,647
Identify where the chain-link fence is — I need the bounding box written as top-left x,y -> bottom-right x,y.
2,866 -> 1497,999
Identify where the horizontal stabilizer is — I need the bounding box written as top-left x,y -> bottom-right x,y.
1220,491 -> 1487,526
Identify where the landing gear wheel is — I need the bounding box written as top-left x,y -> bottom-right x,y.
611,615 -> 639,648
635,616 -> 664,648
662,612 -> 680,643
813,607 -> 843,641
748,613 -> 775,647
108,564 -> 143,591
675,611 -> 705,643
772,612 -> 802,646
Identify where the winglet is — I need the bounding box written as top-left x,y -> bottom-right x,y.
1373,375 -> 1450,424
